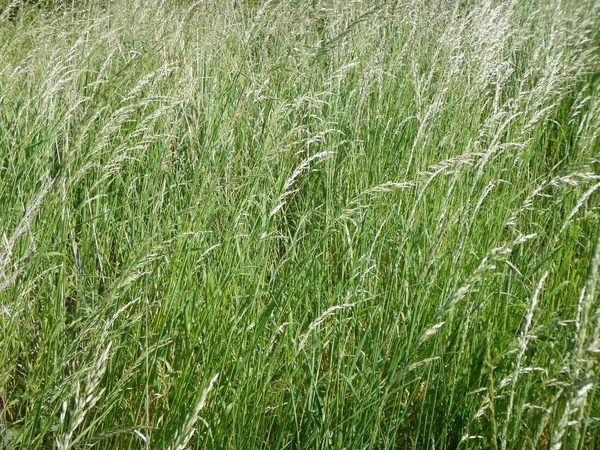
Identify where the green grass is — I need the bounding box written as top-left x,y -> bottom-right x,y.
0,0 -> 599,448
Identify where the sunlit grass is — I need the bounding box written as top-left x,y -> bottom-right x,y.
0,0 -> 599,448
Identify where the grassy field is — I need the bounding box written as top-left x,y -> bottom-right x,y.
0,0 -> 599,448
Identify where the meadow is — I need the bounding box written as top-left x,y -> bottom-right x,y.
0,0 -> 599,448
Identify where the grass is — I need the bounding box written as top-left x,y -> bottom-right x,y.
0,0 -> 599,448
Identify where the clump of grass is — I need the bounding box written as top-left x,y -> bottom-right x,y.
0,0 -> 599,448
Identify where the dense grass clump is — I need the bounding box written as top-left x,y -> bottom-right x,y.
0,0 -> 599,448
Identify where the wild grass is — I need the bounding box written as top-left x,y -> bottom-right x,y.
0,0 -> 599,448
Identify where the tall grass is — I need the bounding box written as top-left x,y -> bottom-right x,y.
0,0 -> 599,448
